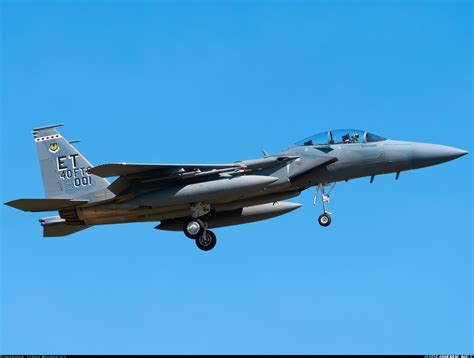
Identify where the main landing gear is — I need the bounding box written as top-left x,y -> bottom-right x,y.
195,230 -> 217,251
183,218 -> 205,239
314,183 -> 336,227
183,203 -> 217,251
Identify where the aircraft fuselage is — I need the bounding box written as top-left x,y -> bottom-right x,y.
59,140 -> 466,228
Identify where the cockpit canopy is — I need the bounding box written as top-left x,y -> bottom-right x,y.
294,129 -> 386,146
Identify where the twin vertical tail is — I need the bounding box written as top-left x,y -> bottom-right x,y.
32,124 -> 112,201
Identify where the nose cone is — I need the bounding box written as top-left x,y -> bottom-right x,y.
412,143 -> 468,169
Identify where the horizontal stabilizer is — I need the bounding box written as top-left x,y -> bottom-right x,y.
45,225 -> 90,237
5,198 -> 88,212
44,224 -> 90,237
40,216 -> 91,237
89,163 -> 242,178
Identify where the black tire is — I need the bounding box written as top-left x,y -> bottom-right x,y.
318,213 -> 331,227
183,218 -> 205,239
195,230 -> 217,251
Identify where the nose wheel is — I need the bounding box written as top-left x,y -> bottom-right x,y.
314,183 -> 335,227
318,213 -> 331,227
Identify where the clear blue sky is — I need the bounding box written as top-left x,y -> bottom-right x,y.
1,0 -> 472,354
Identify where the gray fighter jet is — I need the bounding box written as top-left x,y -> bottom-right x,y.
5,124 -> 468,251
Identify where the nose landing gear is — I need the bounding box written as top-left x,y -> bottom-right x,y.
314,183 -> 336,227
318,212 -> 331,227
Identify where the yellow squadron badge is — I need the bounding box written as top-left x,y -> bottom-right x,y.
49,142 -> 60,153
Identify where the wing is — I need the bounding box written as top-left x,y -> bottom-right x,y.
88,162 -> 247,195
87,156 -> 303,196
89,163 -> 243,178
88,156 -> 303,179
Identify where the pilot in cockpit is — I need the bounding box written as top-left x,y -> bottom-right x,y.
342,134 -> 351,143
351,133 -> 359,143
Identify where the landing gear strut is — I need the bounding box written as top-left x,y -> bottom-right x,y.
314,183 -> 336,227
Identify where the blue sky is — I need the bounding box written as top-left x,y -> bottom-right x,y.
1,0 -> 472,354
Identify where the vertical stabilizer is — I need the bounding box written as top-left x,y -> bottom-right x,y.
32,124 -> 113,201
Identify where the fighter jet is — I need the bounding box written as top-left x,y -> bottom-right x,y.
5,124 -> 468,251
